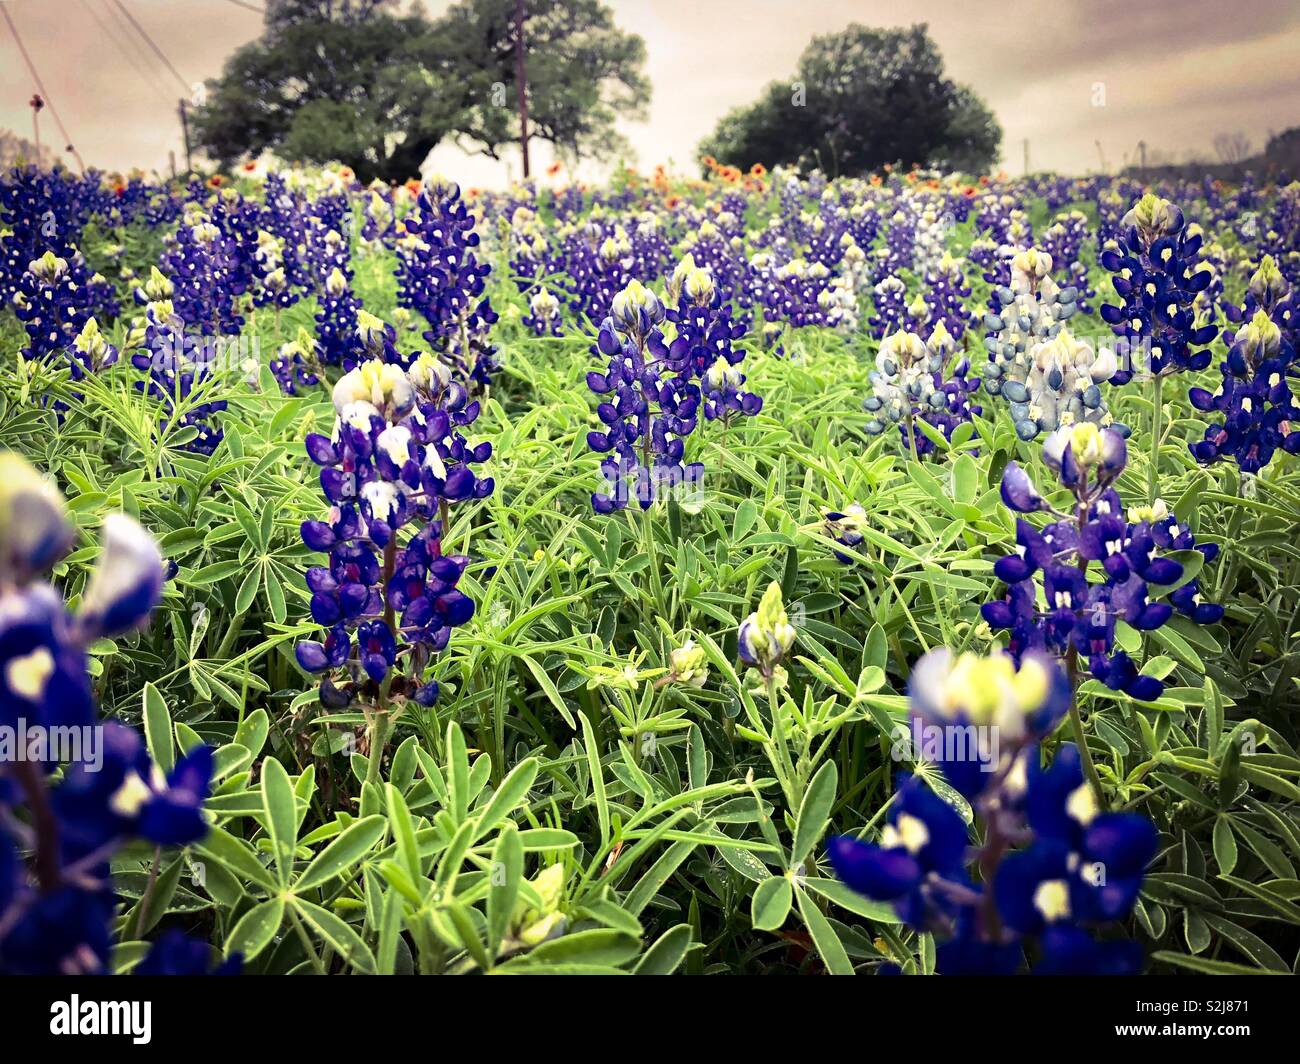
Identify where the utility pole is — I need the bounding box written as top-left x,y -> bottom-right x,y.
178,98 -> 193,176
514,0 -> 530,179
1138,139 -> 1147,173
169,150 -> 177,182
1022,137 -> 1030,176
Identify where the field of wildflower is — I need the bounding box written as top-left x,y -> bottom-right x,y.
1,156 -> 1299,979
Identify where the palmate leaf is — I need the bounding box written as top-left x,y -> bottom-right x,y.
12,152 -> 1300,981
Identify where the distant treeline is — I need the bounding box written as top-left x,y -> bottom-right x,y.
1122,127 -> 1300,184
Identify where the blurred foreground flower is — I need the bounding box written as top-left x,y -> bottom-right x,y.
0,453 -> 220,975
829,649 -> 1155,974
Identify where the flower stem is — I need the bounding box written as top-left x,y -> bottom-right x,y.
366,713 -> 389,785
1065,646 -> 1106,806
12,759 -> 60,891
1148,372 -> 1162,503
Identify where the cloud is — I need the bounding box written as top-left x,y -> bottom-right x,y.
1,0 -> 1295,181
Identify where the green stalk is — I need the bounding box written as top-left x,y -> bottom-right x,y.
1065,646 -> 1105,806
1148,371 -> 1162,503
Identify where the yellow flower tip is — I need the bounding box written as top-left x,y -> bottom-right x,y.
1069,422 -> 1103,466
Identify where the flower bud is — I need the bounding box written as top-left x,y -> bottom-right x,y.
1010,248 -> 1052,287
28,250 -> 68,284
669,639 -> 709,687
332,358 -> 414,419
705,356 -> 742,392
76,513 -> 164,639
1247,255 -> 1288,308
738,581 -> 797,676
1236,309 -> 1281,361
1123,193 -> 1184,242
609,279 -> 664,337
0,452 -> 74,584
683,265 -> 715,305
408,351 -> 452,397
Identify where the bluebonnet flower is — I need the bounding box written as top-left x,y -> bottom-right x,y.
296,354 -> 489,710
921,251 -> 977,340
523,287 -> 564,337
1040,211 -> 1097,315
270,329 -> 324,396
984,249 -> 1126,440
161,203 -> 248,338
8,242 -> 119,421
397,176 -> 500,392
251,230 -> 297,311
586,279 -> 703,513
828,649 -> 1154,974
0,452 -> 215,976
737,581 -> 797,679
1100,194 -> 1216,377
128,267 -> 228,455
863,325 -> 980,457
133,929 -> 242,976
765,257 -> 832,330
982,424 -> 1222,703
361,185 -> 397,247
315,260 -> 365,370
666,264 -> 762,424
11,249 -> 117,372
868,275 -> 908,339
1189,256 -> 1300,473
822,504 -> 867,564
818,275 -> 861,334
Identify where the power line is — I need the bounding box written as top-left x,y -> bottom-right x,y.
103,0 -> 179,103
83,0 -> 173,106
1,4 -> 87,171
100,0 -> 173,98
221,0 -> 266,13
110,0 -> 190,93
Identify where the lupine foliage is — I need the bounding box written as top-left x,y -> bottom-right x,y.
1,158 -> 1299,977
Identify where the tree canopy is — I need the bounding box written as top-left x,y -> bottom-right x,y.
699,24 -> 1001,177
192,0 -> 649,183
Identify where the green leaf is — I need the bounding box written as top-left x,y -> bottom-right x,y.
791,760 -> 838,867
260,757 -> 298,885
446,722 -> 469,823
507,929 -> 640,968
196,825 -> 278,891
751,875 -> 793,931
632,924 -> 693,975
292,898 -> 377,974
385,783 -> 423,886
474,757 -> 539,842
1151,950 -> 1283,975
795,888 -> 853,974
1212,815 -> 1238,875
802,876 -> 903,923
295,815 -> 387,893
226,896 -> 284,963
1201,914 -> 1289,973
486,825 -> 523,963
520,654 -> 577,729
235,563 -> 261,614
580,713 -> 610,849
141,681 -> 174,775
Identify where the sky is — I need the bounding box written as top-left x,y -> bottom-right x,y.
2,0 -> 1299,184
